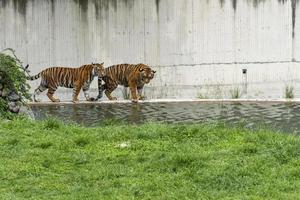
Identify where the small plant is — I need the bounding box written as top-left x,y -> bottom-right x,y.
285,85 -> 294,99
197,93 -> 209,99
43,117 -> 61,130
230,87 -> 242,99
212,84 -> 224,99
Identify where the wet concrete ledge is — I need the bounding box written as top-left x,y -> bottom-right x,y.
27,99 -> 300,106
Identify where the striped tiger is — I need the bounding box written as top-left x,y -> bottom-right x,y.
28,63 -> 105,103
96,63 -> 156,102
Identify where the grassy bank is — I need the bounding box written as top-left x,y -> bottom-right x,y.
1,118 -> 300,199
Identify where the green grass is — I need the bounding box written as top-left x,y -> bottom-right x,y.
1,118 -> 300,199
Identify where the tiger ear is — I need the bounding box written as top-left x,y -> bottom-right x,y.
100,62 -> 104,65
152,70 -> 156,73
92,62 -> 94,65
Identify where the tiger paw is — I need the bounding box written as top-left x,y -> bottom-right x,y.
72,99 -> 79,103
53,98 -> 60,102
109,97 -> 117,101
138,95 -> 146,100
34,98 -> 41,102
96,94 -> 103,100
87,97 -> 96,101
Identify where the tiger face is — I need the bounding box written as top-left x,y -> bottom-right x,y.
139,67 -> 156,84
92,62 -> 106,78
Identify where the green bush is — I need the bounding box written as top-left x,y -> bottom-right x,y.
0,48 -> 31,117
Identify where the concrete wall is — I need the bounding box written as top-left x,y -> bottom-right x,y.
0,0 -> 300,100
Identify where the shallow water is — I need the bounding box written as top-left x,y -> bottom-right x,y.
30,102 -> 300,134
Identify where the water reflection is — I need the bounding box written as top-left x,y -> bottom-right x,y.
30,102 -> 300,134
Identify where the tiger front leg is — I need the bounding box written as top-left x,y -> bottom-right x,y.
73,82 -> 82,103
137,87 -> 145,100
129,82 -> 139,103
82,83 -> 93,101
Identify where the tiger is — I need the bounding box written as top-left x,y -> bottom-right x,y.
95,63 -> 156,102
28,62 -> 105,103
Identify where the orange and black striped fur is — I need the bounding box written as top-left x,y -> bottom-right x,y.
96,63 -> 156,102
28,63 -> 105,103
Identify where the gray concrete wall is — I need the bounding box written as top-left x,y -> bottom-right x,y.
1,0 -> 300,100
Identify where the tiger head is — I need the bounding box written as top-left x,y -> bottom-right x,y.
92,62 -> 106,78
138,64 -> 156,84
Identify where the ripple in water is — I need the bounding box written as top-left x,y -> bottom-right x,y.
30,102 -> 300,134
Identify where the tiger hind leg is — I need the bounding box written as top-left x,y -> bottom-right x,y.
104,83 -> 118,101
95,78 -> 105,101
47,88 -> 60,102
72,84 -> 82,103
105,90 -> 117,100
33,85 -> 47,102
128,81 -> 139,103
95,85 -> 104,101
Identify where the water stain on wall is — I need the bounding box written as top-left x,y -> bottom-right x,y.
226,0 -> 295,10
156,0 -> 160,14
72,0 -> 136,20
232,0 -> 237,10
222,0 -> 298,39
249,0 -> 267,7
219,0 -> 225,7
2,0 -> 299,44
276,0 -> 299,39
13,0 -> 28,16
291,0 -> 299,38
122,0 -> 134,9
1,0 -> 30,17
49,0 -> 55,15
94,0 -> 108,20
73,0 -> 88,13
93,0 -> 119,20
